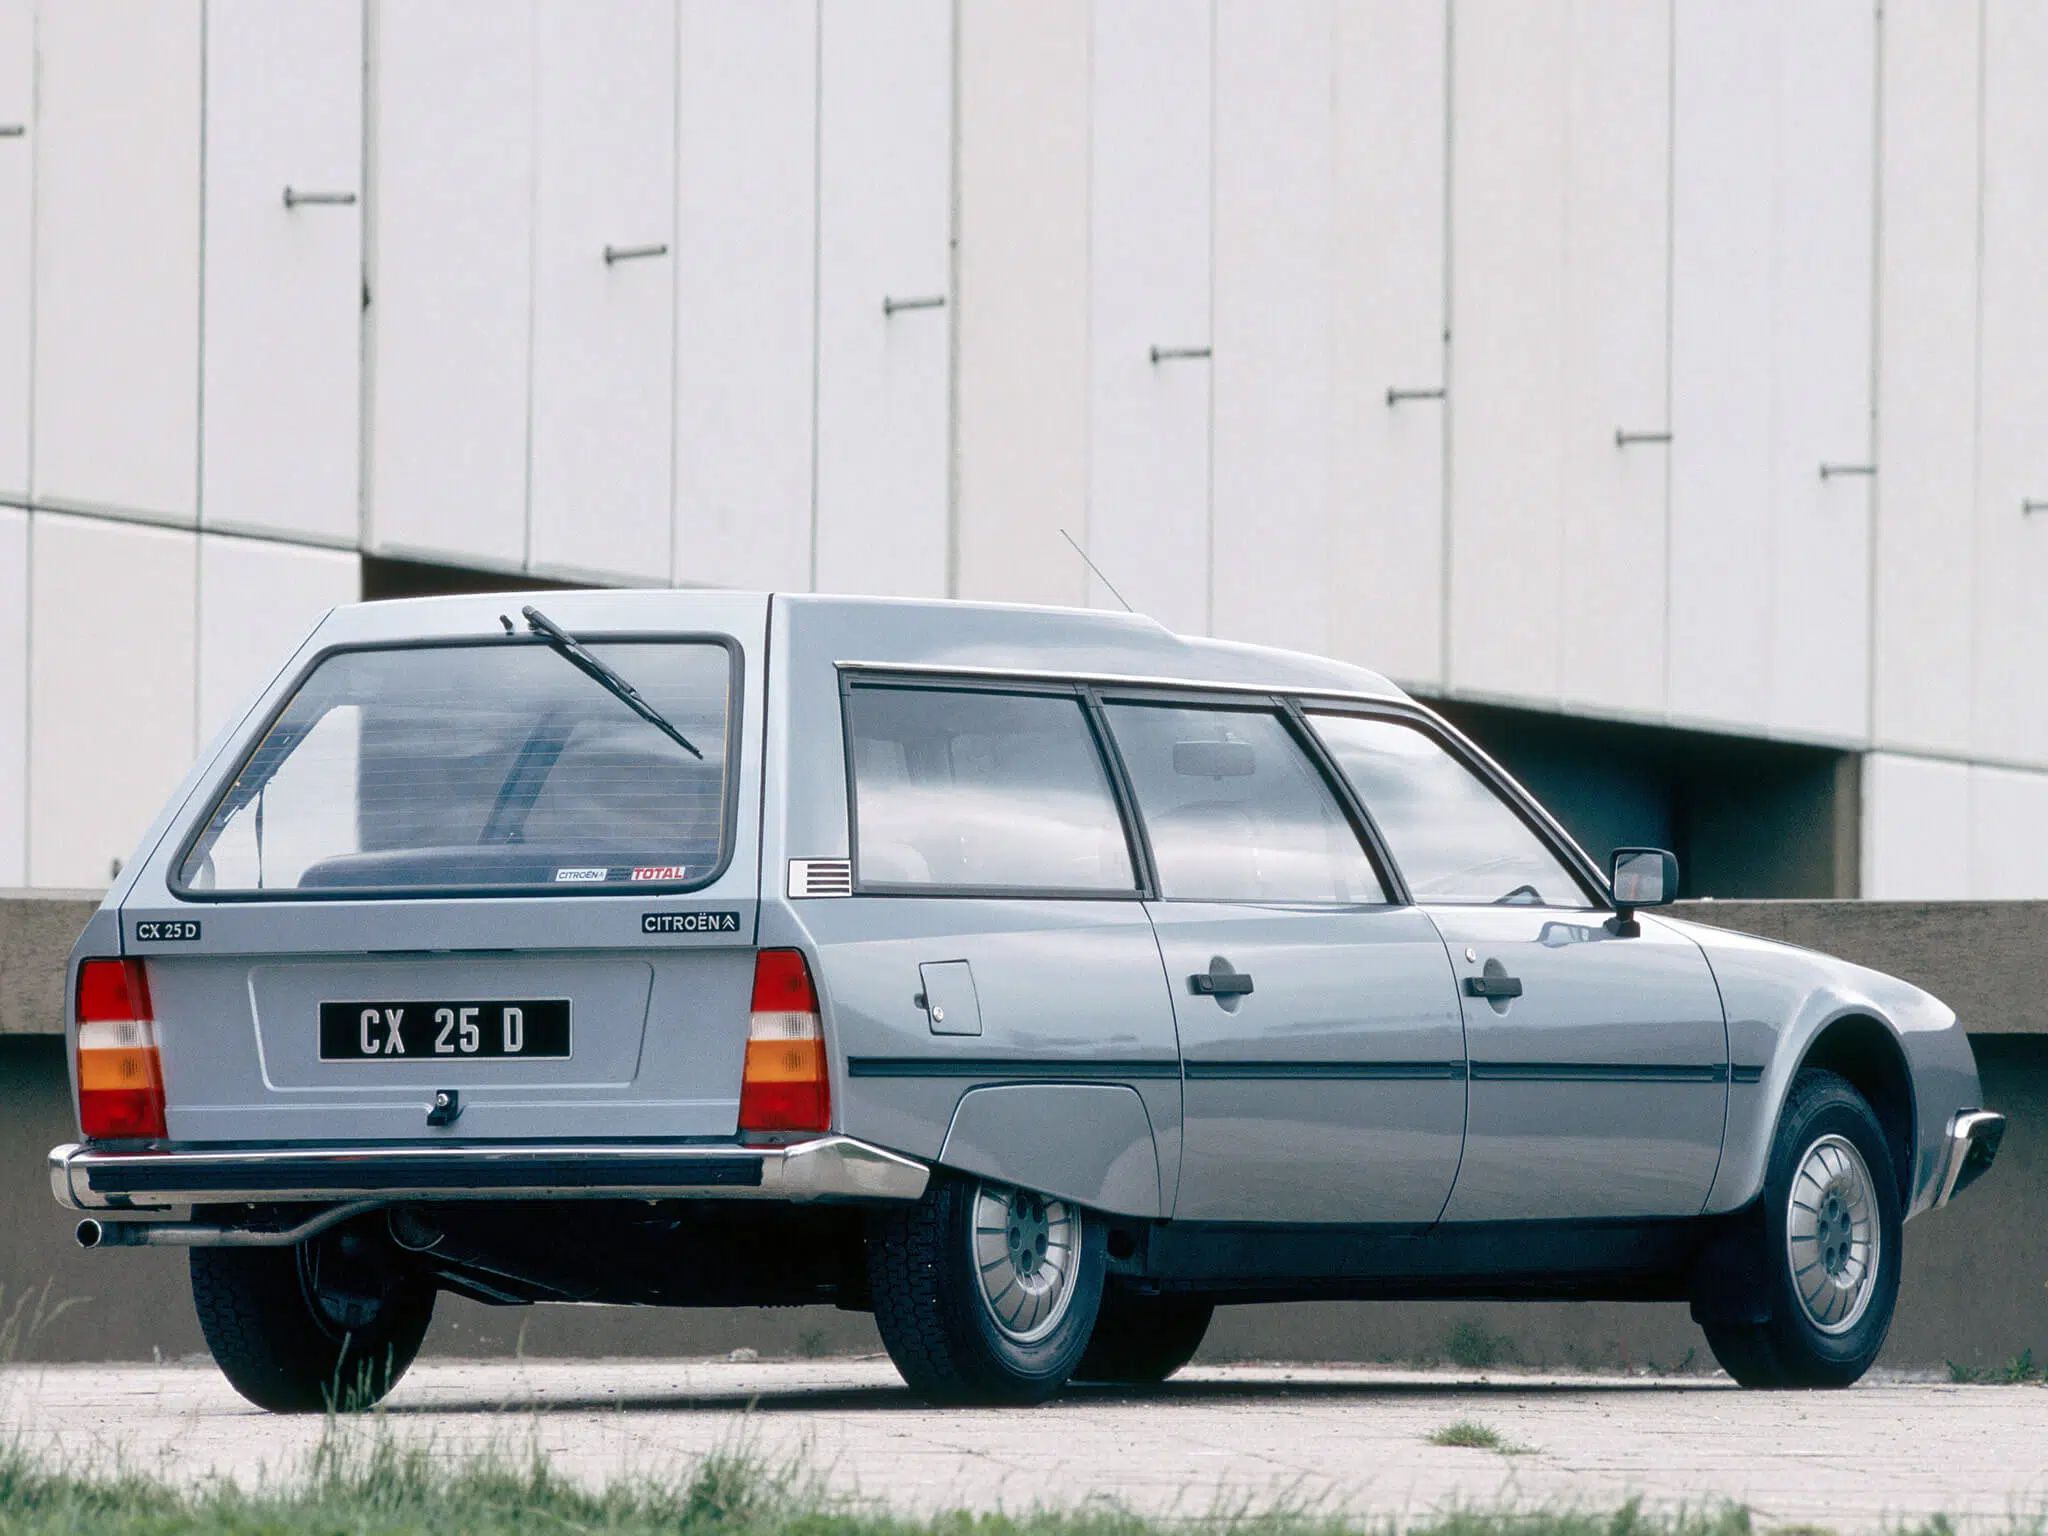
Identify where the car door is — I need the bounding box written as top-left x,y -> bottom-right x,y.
797,676 -> 1184,1219
1097,695 -> 1467,1226
1307,710 -> 1729,1222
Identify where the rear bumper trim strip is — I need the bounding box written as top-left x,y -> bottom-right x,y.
49,1135 -> 930,1212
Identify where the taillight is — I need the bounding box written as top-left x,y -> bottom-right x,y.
75,959 -> 166,1140
738,949 -> 830,1134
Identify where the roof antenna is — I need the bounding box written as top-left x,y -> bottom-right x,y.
1059,528 -> 1136,614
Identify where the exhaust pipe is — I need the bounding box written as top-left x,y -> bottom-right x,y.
76,1200 -> 386,1250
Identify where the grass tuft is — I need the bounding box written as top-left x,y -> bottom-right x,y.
1945,1349 -> 2044,1385
1429,1421 -> 1507,1451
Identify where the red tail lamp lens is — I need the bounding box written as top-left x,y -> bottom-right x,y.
76,959 -> 166,1140
739,949 -> 829,1134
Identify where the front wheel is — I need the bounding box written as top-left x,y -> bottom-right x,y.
190,1221 -> 435,1413
868,1176 -> 1106,1404
1702,1069 -> 1902,1389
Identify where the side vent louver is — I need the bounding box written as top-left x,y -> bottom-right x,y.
787,859 -> 853,898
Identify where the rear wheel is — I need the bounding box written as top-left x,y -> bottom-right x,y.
190,1219 -> 434,1413
1075,1288 -> 1213,1384
868,1176 -> 1105,1404
1702,1069 -> 1901,1389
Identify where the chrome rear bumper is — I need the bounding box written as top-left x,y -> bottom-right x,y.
1932,1109 -> 2005,1208
49,1135 -> 930,1213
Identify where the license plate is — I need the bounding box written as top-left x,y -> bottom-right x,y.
319,1000 -> 571,1062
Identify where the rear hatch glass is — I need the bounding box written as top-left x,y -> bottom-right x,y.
176,638 -> 736,897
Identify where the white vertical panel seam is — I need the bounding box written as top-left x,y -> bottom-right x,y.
1077,0 -> 1093,587
945,0 -> 962,601
1203,0 -> 1218,636
666,0 -> 682,589
1437,0 -> 1456,680
194,0 -> 209,754
805,0 -> 823,593
1660,0 -> 1677,714
1968,0 -> 1987,756
1863,0 -> 1884,747
519,0 -> 539,572
356,0 -> 376,563
22,0 -> 36,511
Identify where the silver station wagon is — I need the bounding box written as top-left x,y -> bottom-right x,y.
49,592 -> 2004,1408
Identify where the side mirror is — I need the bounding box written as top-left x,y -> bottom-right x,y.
1608,847 -> 1678,937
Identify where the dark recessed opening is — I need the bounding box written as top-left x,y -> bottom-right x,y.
360,555 -> 597,604
1423,698 -> 1859,899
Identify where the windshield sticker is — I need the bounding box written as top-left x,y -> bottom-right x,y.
643,911 -> 741,935
631,865 -> 688,882
554,867 -> 610,883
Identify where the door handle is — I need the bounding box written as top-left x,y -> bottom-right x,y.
1191,968 -> 1254,997
1463,975 -> 1523,1000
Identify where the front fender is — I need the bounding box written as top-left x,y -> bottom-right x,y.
1668,918 -> 1982,1219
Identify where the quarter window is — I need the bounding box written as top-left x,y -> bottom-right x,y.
846,685 -> 1136,893
1309,713 -> 1589,907
1102,703 -> 1385,904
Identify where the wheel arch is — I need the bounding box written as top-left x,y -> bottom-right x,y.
1794,1012 -> 1917,1203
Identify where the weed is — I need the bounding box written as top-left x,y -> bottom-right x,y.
796,1328 -> 831,1359
1442,1320 -> 1512,1371
1945,1349 -> 2044,1385
1430,1420 -> 1507,1450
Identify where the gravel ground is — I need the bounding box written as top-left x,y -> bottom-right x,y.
4,1357 -> 2044,1530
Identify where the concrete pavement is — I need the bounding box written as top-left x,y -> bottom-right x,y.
4,1358 -> 2044,1529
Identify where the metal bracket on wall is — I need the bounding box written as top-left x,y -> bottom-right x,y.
603,242 -> 668,265
1386,385 -> 1446,406
1819,462 -> 1877,480
0,125 -> 23,138
1615,429 -> 1672,447
883,294 -> 946,316
282,187 -> 356,209
2023,499 -> 2048,516
1150,345 -> 1211,364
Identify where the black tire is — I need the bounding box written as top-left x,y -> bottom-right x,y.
190,1222 -> 434,1414
1703,1069 -> 1902,1389
868,1176 -> 1106,1404
1074,1288 -> 1213,1385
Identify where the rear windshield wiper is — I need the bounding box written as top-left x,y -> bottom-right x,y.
517,605 -> 704,760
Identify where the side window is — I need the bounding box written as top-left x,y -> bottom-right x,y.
1101,702 -> 1385,904
846,685 -> 1136,893
1309,713 -> 1590,907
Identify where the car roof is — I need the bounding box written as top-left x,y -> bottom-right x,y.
327,590 -> 1412,704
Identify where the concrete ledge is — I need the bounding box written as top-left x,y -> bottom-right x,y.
1672,900 -> 2048,1035
0,892 -> 101,1035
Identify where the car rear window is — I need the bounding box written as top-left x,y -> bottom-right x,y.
177,639 -> 735,897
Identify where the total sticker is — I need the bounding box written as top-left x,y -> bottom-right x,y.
631,865 -> 688,882
554,867 -> 609,883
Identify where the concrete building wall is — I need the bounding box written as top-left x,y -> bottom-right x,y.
1,2 -> 2046,898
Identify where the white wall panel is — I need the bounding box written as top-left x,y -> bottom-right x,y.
0,510 -> 24,884
527,0 -> 676,585
197,535 -> 359,746
1860,752 -> 1969,900
1558,0 -> 1671,717
0,0 -> 30,501
673,0 -> 816,591
29,515 -> 197,889
1445,0 -> 1566,700
1765,1 -> 1873,741
954,0 -> 1090,609
812,0 -> 953,598
1668,1 -> 1776,728
1871,0 -> 1980,756
365,0 -> 535,569
1328,0 -> 1446,688
1670,0 -> 1873,741
1970,766 -> 2048,898
1211,0 -> 1334,653
201,0 -> 363,545
1973,0 -> 2048,770
31,2 -> 201,523
1086,0 -> 1212,634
